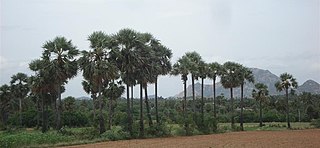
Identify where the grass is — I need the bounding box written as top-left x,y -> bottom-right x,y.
218,122 -> 313,132
0,122 -> 315,147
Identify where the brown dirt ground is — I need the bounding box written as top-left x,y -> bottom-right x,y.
63,129 -> 320,148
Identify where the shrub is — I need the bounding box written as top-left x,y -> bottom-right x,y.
310,118 -> 320,128
100,126 -> 130,141
145,123 -> 172,137
62,111 -> 89,127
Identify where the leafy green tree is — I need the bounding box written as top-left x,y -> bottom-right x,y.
275,73 -> 298,128
63,96 -> 76,112
238,66 -> 254,131
252,83 -> 269,127
208,62 -> 222,118
10,73 -> 30,127
42,37 -> 79,130
220,61 -> 242,128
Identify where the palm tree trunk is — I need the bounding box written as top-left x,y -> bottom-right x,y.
57,85 -> 62,130
92,94 -> 96,120
155,78 -> 159,124
41,95 -> 47,133
183,79 -> 188,135
19,98 -> 22,127
98,83 -> 106,134
126,83 -> 132,135
213,78 -> 216,118
108,98 -> 113,130
131,85 -> 134,113
286,89 -> 291,128
191,75 -> 195,114
230,87 -> 234,129
144,86 -> 153,127
201,78 -> 204,124
139,84 -> 144,137
259,99 -> 263,127
37,98 -> 40,129
240,84 -> 244,131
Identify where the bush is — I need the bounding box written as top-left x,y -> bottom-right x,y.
310,118 -> 320,128
145,123 -> 172,137
62,111 -> 89,127
100,126 -> 130,141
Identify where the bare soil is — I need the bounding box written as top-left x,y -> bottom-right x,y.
63,129 -> 320,148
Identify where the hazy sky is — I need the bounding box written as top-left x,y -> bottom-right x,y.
1,0 -> 319,98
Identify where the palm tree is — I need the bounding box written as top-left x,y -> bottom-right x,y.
113,29 -> 142,135
82,80 -> 98,119
42,37 -> 79,130
185,52 -> 202,115
171,56 -> 190,135
208,62 -> 221,118
29,59 -> 55,133
275,73 -> 298,129
104,81 -> 124,130
10,73 -> 29,127
198,61 -> 208,124
79,31 -> 119,134
0,84 -> 12,128
150,40 -> 172,124
220,61 -> 242,129
252,83 -> 269,127
238,66 -> 254,131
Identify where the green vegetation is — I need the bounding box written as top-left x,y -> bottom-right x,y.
0,28 -> 319,147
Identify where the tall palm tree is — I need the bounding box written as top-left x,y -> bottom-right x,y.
42,37 -> 79,130
150,40 -> 172,124
171,56 -> 190,135
238,66 -> 254,131
220,61 -> 242,129
10,73 -> 29,127
252,83 -> 269,127
79,31 -> 119,134
198,61 -> 208,124
113,29 -> 142,135
275,73 -> 298,129
208,62 -> 221,118
185,52 -> 202,115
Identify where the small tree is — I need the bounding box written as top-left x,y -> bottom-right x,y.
252,83 -> 269,127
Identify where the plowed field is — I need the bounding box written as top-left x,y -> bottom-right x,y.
64,129 -> 320,148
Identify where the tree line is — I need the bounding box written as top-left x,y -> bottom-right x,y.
0,28 -> 318,137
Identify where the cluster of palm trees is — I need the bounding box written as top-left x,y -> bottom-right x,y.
27,29 -> 172,135
0,28 -> 299,136
171,54 -> 255,131
171,54 -> 298,131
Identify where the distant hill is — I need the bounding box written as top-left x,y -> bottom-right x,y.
174,68 -> 320,98
75,96 -> 91,100
297,80 -> 320,94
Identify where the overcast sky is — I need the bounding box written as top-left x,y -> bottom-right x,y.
1,0 -> 319,98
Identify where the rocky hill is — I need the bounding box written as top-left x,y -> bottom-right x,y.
174,68 -> 320,98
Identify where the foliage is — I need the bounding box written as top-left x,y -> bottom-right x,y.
310,118 -> 320,128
